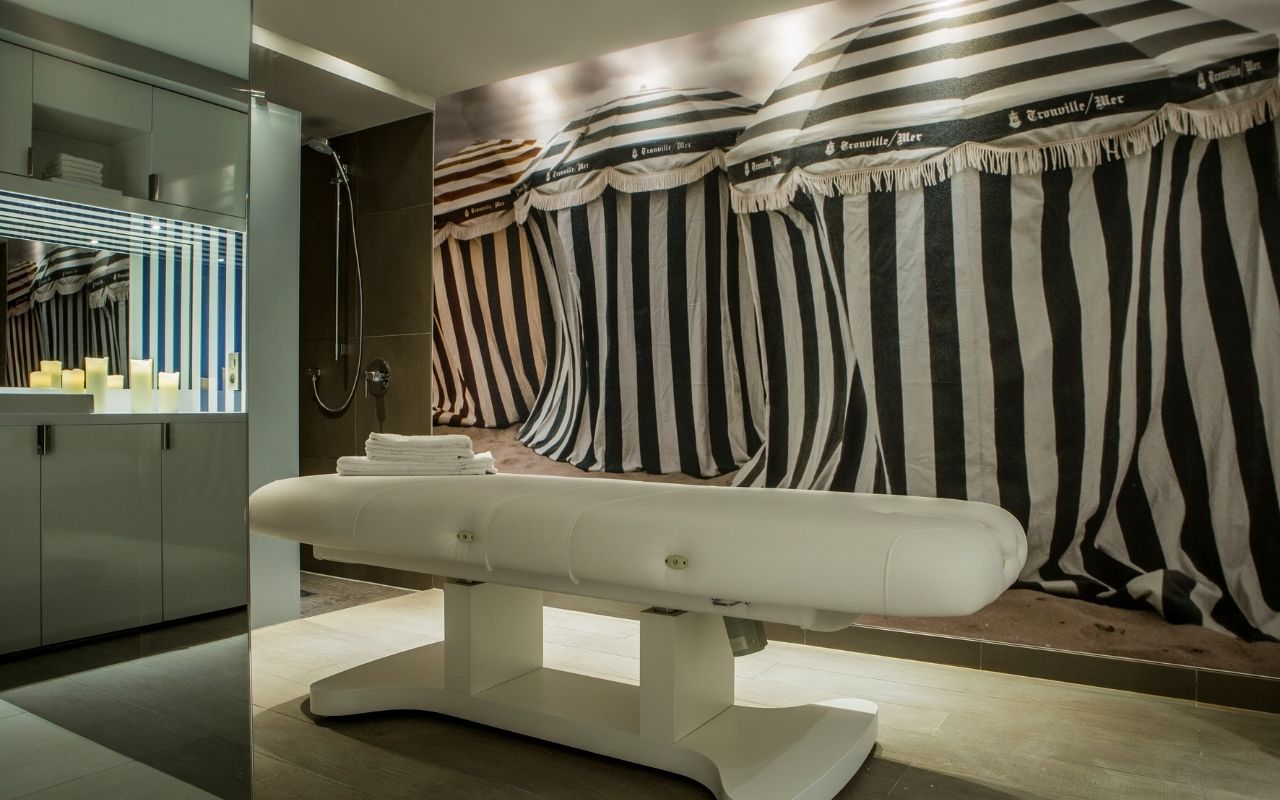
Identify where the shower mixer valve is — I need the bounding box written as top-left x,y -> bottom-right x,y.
364,359 -> 391,398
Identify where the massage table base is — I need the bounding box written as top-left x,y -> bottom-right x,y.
310,580 -> 878,800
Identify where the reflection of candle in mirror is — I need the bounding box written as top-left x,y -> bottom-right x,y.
130,359 -> 153,413
63,369 -> 85,392
30,371 -> 52,388
85,357 -> 108,411
158,372 -> 179,412
107,375 -> 124,389
40,360 -> 62,388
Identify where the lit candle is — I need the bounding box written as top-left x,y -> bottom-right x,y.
129,358 -> 153,413
106,374 -> 124,389
29,370 -> 52,388
158,372 -> 179,413
40,360 -> 62,388
85,357 -> 108,411
62,368 -> 85,392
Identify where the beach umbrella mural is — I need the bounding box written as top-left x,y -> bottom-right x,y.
30,246 -> 130,374
514,87 -> 765,477
432,139 -> 552,427
726,0 -> 1280,640
5,259 -> 39,385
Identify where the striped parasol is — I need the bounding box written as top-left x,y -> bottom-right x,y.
514,88 -> 766,476
431,140 -> 552,428
434,139 -> 541,246
728,0 -> 1279,210
514,87 -> 760,216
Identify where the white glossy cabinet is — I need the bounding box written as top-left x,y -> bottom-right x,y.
0,426 -> 41,654
0,417 -> 247,654
40,424 -> 164,645
32,52 -> 152,142
0,40 -> 32,176
151,89 -> 248,218
162,421 -> 248,619
0,43 -> 247,218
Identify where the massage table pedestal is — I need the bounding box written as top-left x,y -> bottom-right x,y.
310,579 -> 878,800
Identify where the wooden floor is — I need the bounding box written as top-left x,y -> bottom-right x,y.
251,588 -> 1279,800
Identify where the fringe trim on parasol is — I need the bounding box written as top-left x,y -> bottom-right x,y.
731,88 -> 1280,213
432,210 -> 517,247
515,151 -> 728,222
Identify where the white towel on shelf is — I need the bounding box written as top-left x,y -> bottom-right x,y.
46,167 -> 103,181
337,451 -> 497,476
49,154 -> 104,170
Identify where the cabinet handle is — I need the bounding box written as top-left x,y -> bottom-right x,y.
36,424 -> 51,455
163,422 -> 172,450
148,173 -> 160,201
26,147 -> 33,177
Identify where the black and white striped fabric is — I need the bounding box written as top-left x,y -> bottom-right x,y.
515,89 -> 765,476
727,2 -> 1279,639
5,260 -> 39,385
728,0 -> 1279,211
30,246 -> 129,374
734,122 -> 1280,640
432,139 -> 550,428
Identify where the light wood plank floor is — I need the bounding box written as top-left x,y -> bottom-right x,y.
251,590 -> 1278,799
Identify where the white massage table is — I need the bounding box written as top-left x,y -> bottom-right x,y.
251,474 -> 1025,800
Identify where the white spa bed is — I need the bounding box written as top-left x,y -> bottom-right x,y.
251,473 -> 1025,800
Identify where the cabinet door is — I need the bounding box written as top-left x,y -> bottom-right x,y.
162,421 -> 248,619
0,426 -> 41,655
32,53 -> 151,142
0,41 -> 33,176
151,89 -> 248,217
41,424 -> 163,645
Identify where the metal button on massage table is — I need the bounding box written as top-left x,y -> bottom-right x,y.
251,473 -> 1025,799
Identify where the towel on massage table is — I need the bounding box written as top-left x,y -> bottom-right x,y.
337,451 -> 497,476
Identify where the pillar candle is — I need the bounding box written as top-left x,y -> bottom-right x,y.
85,357 -> 108,412
130,358 -> 153,413
106,374 -> 124,389
29,371 -> 52,388
40,360 -> 62,388
158,372 -> 180,413
62,369 -> 85,392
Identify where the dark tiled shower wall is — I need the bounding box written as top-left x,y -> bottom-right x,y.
298,113 -> 435,586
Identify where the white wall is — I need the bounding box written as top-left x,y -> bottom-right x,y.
247,100 -> 301,628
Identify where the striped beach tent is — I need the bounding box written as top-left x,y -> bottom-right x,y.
31,246 -> 129,374
728,0 -> 1280,640
5,259 -> 39,385
514,88 -> 765,477
432,139 -> 551,428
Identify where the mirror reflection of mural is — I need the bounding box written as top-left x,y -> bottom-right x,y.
3,237 -> 129,388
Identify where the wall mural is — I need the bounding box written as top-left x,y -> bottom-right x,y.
431,0 -> 1280,646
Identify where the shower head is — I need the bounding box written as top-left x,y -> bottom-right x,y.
304,136 -> 334,155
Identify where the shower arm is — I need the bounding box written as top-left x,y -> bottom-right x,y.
309,149 -> 365,417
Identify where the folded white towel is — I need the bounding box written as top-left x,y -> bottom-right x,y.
367,432 -> 473,449
337,451 -> 497,476
46,167 -> 103,180
50,154 -> 104,170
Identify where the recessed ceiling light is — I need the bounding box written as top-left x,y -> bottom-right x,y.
151,223 -> 161,231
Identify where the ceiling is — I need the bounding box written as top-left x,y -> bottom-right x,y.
252,0 -> 835,101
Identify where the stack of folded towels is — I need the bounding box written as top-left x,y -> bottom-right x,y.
336,433 -> 497,476
44,154 -> 105,188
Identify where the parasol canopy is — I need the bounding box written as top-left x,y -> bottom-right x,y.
515,87 -> 759,215
433,139 -> 541,246
727,0 -> 1279,211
